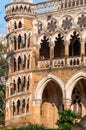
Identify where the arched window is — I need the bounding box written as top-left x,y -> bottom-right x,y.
18,77 -> 21,92
18,34 -> 22,49
14,36 -> 17,50
54,33 -> 64,58
18,56 -> 22,71
24,6 -> 27,11
27,55 -> 30,69
69,31 -> 80,56
28,6 -> 31,13
23,33 -> 26,48
16,6 -> 18,11
23,55 -> 26,69
40,36 -> 50,59
20,5 -> 23,11
28,34 -> 30,47
26,99 -> 29,112
17,100 -> 20,115
21,76 -> 26,91
13,102 -> 16,116
12,7 -> 14,12
22,99 -> 25,113
14,22 -> 17,29
13,80 -> 16,93
27,76 -> 30,91
18,21 -> 22,28
14,58 -> 16,72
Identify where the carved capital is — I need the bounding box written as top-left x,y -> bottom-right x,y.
33,99 -> 42,106
63,99 -> 72,106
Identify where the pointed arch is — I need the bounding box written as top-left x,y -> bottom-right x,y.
34,74 -> 64,101
66,71 -> 86,99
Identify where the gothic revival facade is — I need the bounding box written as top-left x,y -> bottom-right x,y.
5,0 -> 86,128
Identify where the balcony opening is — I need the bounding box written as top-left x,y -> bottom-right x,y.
40,36 -> 50,60
69,31 -> 80,57
54,33 -> 64,58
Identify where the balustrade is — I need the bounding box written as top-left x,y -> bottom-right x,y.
53,58 -> 65,68
5,0 -> 86,16
38,60 -> 50,69
67,57 -> 81,66
37,56 -> 86,69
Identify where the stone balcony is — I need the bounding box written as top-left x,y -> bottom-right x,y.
37,55 -> 86,69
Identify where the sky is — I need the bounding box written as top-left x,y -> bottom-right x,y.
0,0 -> 47,34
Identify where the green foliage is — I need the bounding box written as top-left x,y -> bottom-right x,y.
0,43 -> 6,77
1,125 -> 46,130
0,42 -> 6,126
56,110 -> 80,130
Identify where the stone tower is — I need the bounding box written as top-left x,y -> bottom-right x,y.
5,0 -> 86,129
5,0 -> 35,127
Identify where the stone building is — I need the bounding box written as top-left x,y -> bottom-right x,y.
5,0 -> 86,128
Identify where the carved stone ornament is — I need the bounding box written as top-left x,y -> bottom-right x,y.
47,19 -> 57,34
62,17 -> 72,30
77,14 -> 86,28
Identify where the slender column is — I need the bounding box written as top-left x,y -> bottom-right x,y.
65,43 -> 69,56
81,41 -> 85,64
50,44 -> 54,65
81,41 -> 85,55
34,45 -> 40,67
63,99 -> 72,110
65,41 -> 69,65
81,97 -> 86,117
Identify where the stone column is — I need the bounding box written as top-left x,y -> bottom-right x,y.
65,42 -> 69,65
81,40 -> 85,64
33,100 -> 42,125
34,45 -> 40,67
63,99 -> 72,110
50,44 -> 54,65
81,41 -> 85,55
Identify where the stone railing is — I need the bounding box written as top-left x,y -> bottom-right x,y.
67,56 -> 81,66
53,58 -> 65,68
38,60 -> 50,69
35,0 -> 86,14
5,0 -> 86,16
37,56 -> 86,69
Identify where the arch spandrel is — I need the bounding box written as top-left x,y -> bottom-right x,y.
33,74 -> 65,102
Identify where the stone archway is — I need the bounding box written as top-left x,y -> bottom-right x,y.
41,80 -> 63,128
33,74 -> 64,128
71,78 -> 86,117
66,71 -> 86,116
